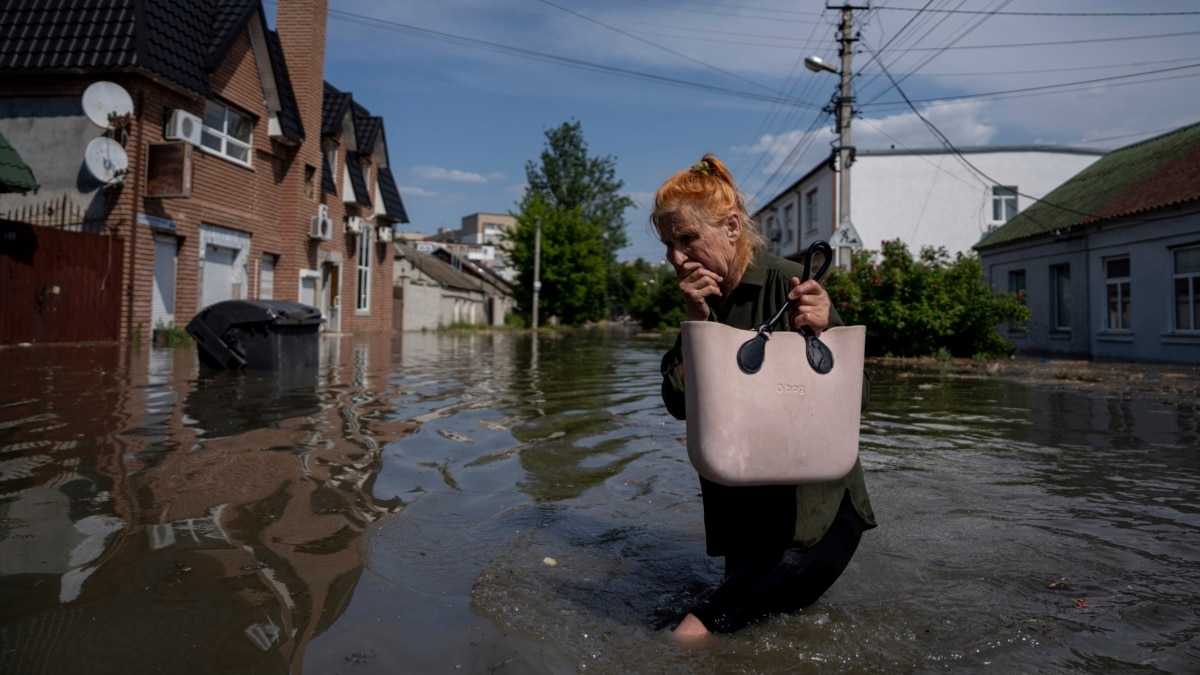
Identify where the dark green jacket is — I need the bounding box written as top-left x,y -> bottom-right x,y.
661,248 -> 877,555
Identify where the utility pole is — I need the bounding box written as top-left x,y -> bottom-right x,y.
808,4 -> 866,268
836,4 -> 857,268
532,216 -> 541,331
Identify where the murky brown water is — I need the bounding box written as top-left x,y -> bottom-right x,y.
1,331 -> 1197,674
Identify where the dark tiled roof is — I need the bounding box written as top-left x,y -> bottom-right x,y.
321,149 -> 337,194
0,0 -> 303,143
396,244 -> 484,292
0,129 -> 38,193
347,156 -> 370,206
262,28 -> 303,143
976,122 -> 1200,249
322,82 -> 352,137
377,166 -> 409,224
352,102 -> 381,151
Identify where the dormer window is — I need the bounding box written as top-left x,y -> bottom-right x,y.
201,100 -> 253,166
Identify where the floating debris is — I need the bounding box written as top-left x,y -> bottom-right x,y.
543,557 -> 558,567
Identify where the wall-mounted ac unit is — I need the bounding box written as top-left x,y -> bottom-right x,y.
346,215 -> 365,234
376,226 -> 394,243
310,204 -> 332,240
165,109 -> 204,146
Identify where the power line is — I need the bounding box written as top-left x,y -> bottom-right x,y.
878,7 -> 1200,17
862,63 -> 1200,110
534,0 -> 780,95
885,28 -> 1200,51
323,8 -> 822,110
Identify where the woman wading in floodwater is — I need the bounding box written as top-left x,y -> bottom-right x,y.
653,155 -> 877,636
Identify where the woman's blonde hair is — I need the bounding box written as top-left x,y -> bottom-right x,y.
650,154 -> 764,278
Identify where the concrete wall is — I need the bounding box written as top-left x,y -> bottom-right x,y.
980,205 -> 1200,364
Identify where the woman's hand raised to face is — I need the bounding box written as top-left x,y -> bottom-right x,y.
677,261 -> 724,321
787,277 -> 830,333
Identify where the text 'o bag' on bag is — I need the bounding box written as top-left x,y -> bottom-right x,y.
681,241 -> 864,486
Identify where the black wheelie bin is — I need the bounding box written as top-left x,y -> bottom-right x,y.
186,300 -> 323,370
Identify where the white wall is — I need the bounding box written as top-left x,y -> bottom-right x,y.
850,149 -> 1102,256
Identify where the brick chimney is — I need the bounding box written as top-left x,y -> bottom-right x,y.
274,0 -> 329,238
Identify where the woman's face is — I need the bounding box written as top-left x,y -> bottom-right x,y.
660,211 -> 741,281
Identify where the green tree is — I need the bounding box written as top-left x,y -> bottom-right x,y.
524,120 -> 633,260
522,120 -> 633,319
509,194 -> 609,325
823,240 -> 1029,358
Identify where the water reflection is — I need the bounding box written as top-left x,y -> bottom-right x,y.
0,336 -> 409,674
2,336 -> 1199,674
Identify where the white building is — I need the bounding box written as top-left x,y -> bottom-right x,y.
754,146 -> 1104,265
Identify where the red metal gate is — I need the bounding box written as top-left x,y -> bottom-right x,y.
1,220 -> 124,343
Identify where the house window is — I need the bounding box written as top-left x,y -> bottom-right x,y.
201,100 -> 253,165
1008,269 -> 1026,333
1051,264 -> 1071,331
356,226 -> 371,312
805,189 -> 819,233
260,254 -> 277,300
991,186 -> 1018,223
1104,256 -> 1131,331
783,204 -> 795,243
1174,246 -> 1200,331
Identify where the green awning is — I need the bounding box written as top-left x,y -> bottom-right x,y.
0,129 -> 38,194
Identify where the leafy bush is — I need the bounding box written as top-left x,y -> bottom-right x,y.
823,240 -> 1029,358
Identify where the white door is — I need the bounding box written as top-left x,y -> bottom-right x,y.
321,262 -> 340,332
152,234 -> 177,327
202,244 -> 237,309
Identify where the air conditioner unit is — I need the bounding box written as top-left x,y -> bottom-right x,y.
346,215 -> 365,234
376,226 -> 394,243
310,204 -> 332,240
164,109 -> 204,146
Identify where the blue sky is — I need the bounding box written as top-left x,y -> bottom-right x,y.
298,0 -> 1200,263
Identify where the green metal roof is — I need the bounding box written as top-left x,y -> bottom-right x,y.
0,128 -> 38,194
975,121 -> 1200,249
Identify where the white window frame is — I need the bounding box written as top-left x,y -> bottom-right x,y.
1104,256 -> 1131,331
1051,263 -> 1071,331
991,185 -> 1018,223
356,226 -> 372,313
1173,245 -> 1200,332
805,189 -> 819,233
783,203 -> 795,243
200,99 -> 253,167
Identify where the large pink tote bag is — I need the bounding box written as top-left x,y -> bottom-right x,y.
680,240 -> 864,486
681,322 -> 865,486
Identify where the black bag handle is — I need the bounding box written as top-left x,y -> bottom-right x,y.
736,241 -> 835,375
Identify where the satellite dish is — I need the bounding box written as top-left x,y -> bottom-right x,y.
84,136 -> 129,184
82,81 -> 134,128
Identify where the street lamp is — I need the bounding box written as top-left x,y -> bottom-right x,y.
804,55 -> 838,75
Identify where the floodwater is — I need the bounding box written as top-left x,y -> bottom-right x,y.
1,330 -> 1198,674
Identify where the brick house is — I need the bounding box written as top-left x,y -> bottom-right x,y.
0,0 -> 407,343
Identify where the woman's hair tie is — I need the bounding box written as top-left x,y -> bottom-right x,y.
690,160 -> 712,176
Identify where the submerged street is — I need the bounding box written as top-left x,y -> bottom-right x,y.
1,330 -> 1198,674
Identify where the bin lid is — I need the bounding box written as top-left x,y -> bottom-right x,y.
198,300 -> 324,326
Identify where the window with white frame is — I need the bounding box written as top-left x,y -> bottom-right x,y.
783,203 -> 795,243
991,186 -> 1018,223
1174,245 -> 1200,331
805,189 -> 819,232
1104,256 -> 1131,330
1008,269 -> 1026,333
1051,264 -> 1071,331
324,141 -> 339,191
356,226 -> 371,312
766,215 -> 778,243
201,100 -> 253,165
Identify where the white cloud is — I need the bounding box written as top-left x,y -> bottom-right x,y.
410,166 -> 490,183
740,100 -> 997,182
398,186 -> 437,198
